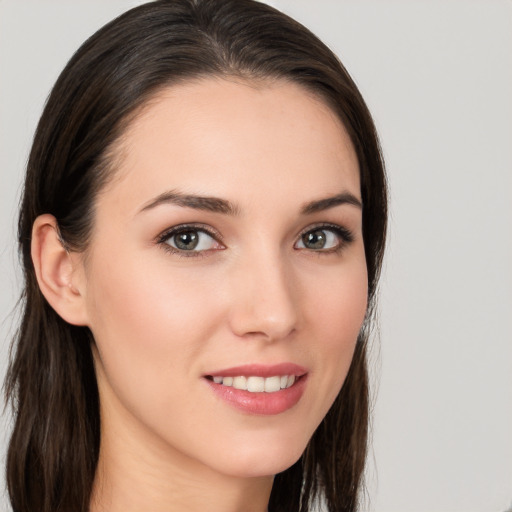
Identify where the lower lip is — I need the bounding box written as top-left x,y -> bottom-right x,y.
205,376 -> 307,415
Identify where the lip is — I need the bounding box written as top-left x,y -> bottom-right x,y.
203,363 -> 308,415
204,363 -> 308,378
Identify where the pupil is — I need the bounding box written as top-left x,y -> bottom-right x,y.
175,231 -> 198,250
304,230 -> 326,249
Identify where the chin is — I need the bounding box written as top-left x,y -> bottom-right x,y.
209,434 -> 309,479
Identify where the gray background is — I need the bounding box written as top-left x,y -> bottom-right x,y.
1,1 -> 511,511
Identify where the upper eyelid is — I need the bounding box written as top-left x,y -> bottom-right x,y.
157,223 -> 223,243
297,222 -> 354,239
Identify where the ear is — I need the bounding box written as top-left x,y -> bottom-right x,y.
31,214 -> 89,326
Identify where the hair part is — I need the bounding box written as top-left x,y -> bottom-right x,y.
5,1 -> 387,511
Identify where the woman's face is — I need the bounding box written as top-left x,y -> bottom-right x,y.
79,78 -> 367,478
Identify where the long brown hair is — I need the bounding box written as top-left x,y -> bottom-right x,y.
4,1 -> 387,511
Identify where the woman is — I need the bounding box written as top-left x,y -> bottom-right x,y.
4,1 -> 387,511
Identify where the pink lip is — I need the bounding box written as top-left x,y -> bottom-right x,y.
204,363 -> 307,378
204,363 -> 308,416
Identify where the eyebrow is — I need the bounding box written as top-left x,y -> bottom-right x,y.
138,190 -> 362,216
300,192 -> 362,214
139,190 -> 239,215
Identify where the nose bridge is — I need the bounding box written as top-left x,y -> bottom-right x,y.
228,242 -> 298,341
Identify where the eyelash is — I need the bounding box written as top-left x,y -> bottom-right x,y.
156,222 -> 355,257
297,223 -> 355,254
156,223 -> 223,258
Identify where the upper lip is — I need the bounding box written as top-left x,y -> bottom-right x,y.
204,363 -> 308,378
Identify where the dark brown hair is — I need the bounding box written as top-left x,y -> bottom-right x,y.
4,1 -> 387,511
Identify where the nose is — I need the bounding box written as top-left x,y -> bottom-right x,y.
227,248 -> 299,342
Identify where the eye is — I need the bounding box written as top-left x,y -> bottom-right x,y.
158,225 -> 223,255
295,225 -> 353,252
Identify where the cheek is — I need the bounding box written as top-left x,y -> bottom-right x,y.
88,246 -> 218,331
302,256 -> 368,407
84,253 -> 229,454
84,252 -> 222,396
308,253 -> 368,342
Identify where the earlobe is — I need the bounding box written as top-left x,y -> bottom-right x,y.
31,214 -> 89,326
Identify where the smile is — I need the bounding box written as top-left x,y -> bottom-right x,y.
208,375 -> 296,393
204,363 -> 308,414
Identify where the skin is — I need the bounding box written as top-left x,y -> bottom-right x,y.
33,78 -> 367,512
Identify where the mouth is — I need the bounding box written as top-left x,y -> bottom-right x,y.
203,363 -> 308,415
205,374 -> 298,393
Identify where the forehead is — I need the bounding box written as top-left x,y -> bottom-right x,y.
98,77 -> 360,214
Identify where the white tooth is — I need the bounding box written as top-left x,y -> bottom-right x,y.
233,376 -> 247,390
213,376 -> 223,384
280,375 -> 288,389
223,376 -> 233,387
286,375 -> 295,388
247,376 -> 265,392
264,376 -> 281,393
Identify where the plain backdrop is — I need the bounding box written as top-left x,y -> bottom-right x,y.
1,1 -> 511,511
